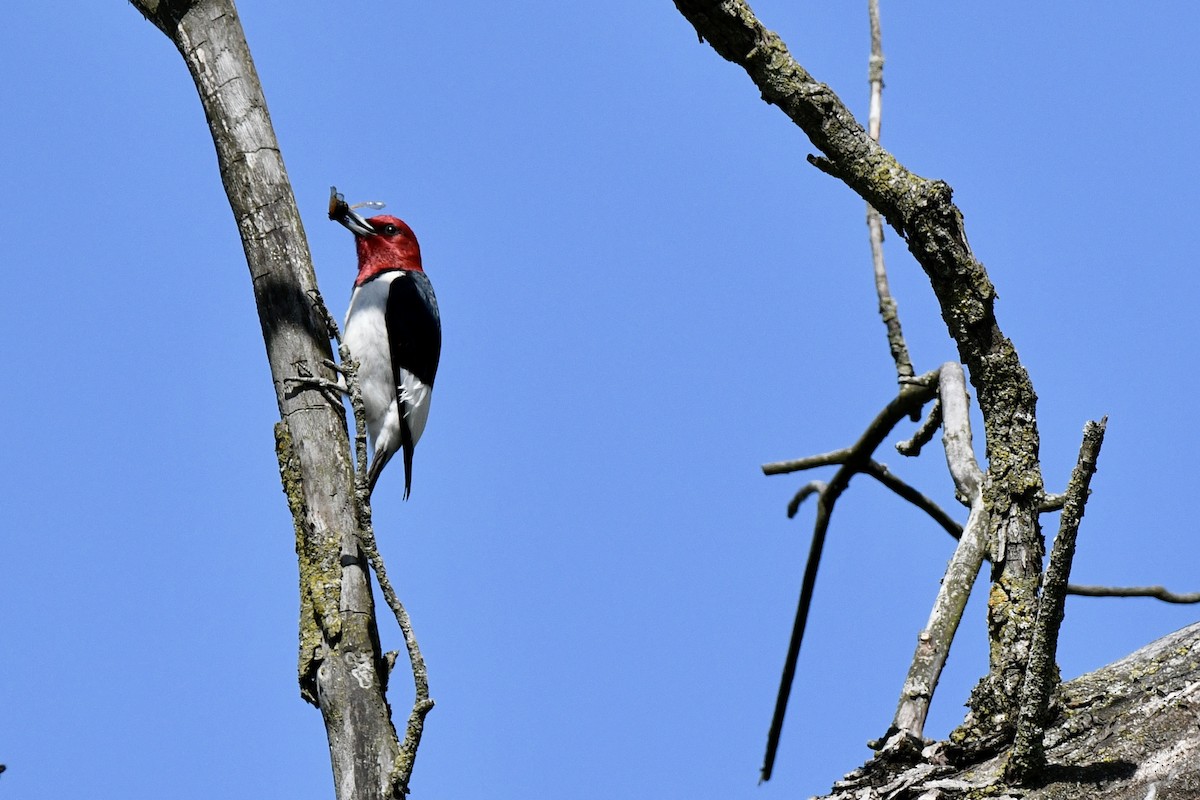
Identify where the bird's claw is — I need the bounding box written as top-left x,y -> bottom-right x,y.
283,363 -> 347,404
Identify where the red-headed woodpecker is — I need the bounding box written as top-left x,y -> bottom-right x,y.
330,190 -> 441,499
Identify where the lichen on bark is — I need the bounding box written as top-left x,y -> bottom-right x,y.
276,421 -> 343,704
672,0 -> 1047,732
131,2 -> 415,795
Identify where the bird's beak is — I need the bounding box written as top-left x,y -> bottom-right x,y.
328,186 -> 377,237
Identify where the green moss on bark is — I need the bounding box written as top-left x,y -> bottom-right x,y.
276,421 -> 342,705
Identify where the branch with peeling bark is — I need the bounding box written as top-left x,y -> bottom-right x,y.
828,621 -> 1200,800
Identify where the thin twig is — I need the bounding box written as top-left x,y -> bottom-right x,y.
339,346 -> 369,481
865,0 -> 913,383
1066,584 -> 1200,604
309,287 -> 343,344
763,488 -> 832,785
896,399 -> 942,457
861,460 -> 962,540
761,371 -> 939,783
883,501 -> 1198,607
340,344 -> 434,795
867,0 -> 884,143
763,448 -> 856,475
1007,418 -> 1108,783
787,481 -> 827,518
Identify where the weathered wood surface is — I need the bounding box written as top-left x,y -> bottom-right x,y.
822,621 -> 1200,799
128,1 -> 405,797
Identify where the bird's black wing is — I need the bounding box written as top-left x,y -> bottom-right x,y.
385,270 -> 442,389
384,270 -> 442,498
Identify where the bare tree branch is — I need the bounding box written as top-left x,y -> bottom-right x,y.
864,0 -> 914,383
1008,418 -> 1108,783
859,460 -> 961,540
1066,585 -> 1200,604
769,446 -> 962,540
887,363 -> 987,746
761,371 -> 938,782
763,448 -> 856,476
672,0 -> 1047,731
896,398 -> 942,457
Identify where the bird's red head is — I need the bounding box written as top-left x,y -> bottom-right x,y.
353,215 -> 424,285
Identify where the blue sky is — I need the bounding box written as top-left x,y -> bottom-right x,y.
3,2 -> 1198,798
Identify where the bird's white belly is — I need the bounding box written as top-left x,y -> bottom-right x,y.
344,275 -> 433,456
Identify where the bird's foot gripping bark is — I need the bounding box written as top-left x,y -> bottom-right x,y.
283,359 -> 348,405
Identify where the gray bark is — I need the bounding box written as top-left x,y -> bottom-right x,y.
824,621 -> 1200,799
128,1 -> 406,797
890,364 -> 988,743
1008,419 -> 1107,782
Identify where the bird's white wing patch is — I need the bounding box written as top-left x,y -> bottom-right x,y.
397,368 -> 432,445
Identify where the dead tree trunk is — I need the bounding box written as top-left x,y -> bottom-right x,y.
128,1 -> 408,797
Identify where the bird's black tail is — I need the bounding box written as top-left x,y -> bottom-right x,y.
399,417 -> 415,500
366,420 -> 416,499
401,443 -> 414,500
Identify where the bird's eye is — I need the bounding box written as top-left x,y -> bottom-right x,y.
382,224 -> 400,236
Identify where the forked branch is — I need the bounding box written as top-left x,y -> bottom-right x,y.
672,0 -> 1047,729
760,370 -> 938,782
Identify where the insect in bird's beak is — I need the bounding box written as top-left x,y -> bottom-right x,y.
328,186 -> 385,237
